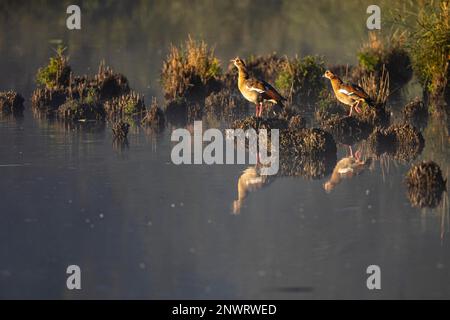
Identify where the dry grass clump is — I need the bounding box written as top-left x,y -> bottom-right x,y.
104,91 -> 145,118
31,87 -> 67,114
358,65 -> 390,107
204,89 -> 248,120
315,92 -> 347,123
356,31 -> 412,90
93,61 -> 130,100
405,161 -> 447,208
58,98 -> 105,121
275,55 -> 326,105
161,36 -> 222,100
141,98 -> 166,132
0,91 -> 25,115
32,49 -> 132,121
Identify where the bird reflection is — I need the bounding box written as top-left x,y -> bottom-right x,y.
324,146 -> 371,193
233,164 -> 274,214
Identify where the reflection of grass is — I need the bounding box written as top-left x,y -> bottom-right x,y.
359,65 -> 390,107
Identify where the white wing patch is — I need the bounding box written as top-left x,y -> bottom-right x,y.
338,167 -> 354,174
338,88 -> 354,96
246,85 -> 265,93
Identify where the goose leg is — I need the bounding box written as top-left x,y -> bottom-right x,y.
258,102 -> 263,117
354,100 -> 363,113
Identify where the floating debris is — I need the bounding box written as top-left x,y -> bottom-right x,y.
405,161 -> 447,208
0,91 -> 25,115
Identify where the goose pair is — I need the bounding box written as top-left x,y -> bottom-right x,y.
231,58 -> 371,118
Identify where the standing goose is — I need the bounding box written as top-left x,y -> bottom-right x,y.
323,70 -> 371,116
231,57 -> 286,117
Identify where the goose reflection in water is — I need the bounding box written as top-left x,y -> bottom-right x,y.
233,164 -> 275,214
324,146 -> 371,193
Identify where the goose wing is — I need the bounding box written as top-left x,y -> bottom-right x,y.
245,78 -> 286,102
338,83 -> 369,99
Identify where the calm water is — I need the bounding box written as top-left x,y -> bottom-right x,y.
0,1 -> 449,299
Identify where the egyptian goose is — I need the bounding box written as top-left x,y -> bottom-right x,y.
323,147 -> 370,192
231,57 -> 286,117
323,70 -> 371,116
